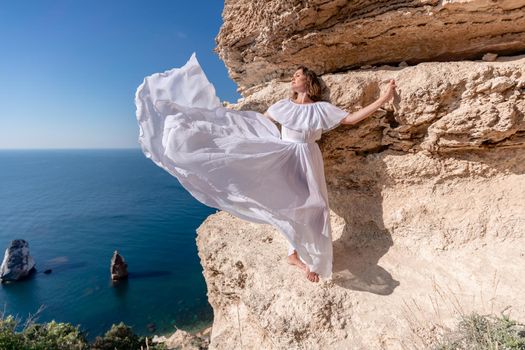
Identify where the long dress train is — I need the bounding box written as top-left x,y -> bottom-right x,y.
135,53 -> 348,279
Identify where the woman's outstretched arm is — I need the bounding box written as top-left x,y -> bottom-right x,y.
340,79 -> 397,125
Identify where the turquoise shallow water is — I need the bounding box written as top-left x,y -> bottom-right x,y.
0,149 -> 217,340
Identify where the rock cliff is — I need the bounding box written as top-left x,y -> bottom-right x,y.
197,1 -> 525,349
215,0 -> 525,94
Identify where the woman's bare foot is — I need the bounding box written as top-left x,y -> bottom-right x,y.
306,270 -> 319,283
287,251 -> 308,272
287,251 -> 320,283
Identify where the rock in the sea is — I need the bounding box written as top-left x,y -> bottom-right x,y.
0,239 -> 36,282
110,250 -> 128,281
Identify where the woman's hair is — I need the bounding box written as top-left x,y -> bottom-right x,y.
290,66 -> 323,102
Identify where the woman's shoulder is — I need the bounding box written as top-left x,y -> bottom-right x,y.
267,98 -> 289,109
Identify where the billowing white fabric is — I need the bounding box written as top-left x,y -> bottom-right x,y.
135,52 -> 348,279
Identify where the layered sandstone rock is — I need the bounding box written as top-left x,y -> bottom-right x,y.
215,0 -> 525,94
197,1 -> 525,349
230,55 -> 525,155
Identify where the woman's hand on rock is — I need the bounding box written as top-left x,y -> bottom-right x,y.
381,79 -> 397,102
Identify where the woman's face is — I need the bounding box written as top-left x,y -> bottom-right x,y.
291,69 -> 307,92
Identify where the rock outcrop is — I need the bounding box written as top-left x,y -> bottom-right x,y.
231,55 -> 525,155
0,239 -> 36,282
196,1 -> 525,349
110,250 -> 128,281
197,210 -> 525,349
215,0 -> 525,94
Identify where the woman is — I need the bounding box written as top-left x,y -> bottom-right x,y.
135,53 -> 396,283
264,66 -> 396,282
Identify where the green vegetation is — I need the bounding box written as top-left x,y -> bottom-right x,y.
0,312 -> 167,350
435,312 -> 525,350
91,322 -> 166,350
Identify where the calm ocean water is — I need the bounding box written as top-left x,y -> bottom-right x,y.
0,149 -> 217,340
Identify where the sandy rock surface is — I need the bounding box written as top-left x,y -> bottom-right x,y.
197,210 -> 525,349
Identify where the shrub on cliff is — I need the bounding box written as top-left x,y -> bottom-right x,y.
0,315 -> 27,349
0,313 -> 167,350
0,315 -> 88,350
91,322 -> 166,350
23,320 -> 89,350
435,312 -> 525,350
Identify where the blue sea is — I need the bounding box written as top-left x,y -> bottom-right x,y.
0,149 -> 217,341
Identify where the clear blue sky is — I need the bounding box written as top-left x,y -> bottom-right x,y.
0,1 -> 240,149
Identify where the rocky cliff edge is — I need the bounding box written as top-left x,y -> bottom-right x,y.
196,1 -> 525,348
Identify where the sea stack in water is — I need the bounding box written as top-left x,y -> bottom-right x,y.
110,250 -> 128,281
0,239 -> 36,282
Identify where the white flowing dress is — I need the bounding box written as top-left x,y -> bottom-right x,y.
135,53 -> 348,279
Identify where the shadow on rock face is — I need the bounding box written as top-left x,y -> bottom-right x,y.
330,204 -> 399,295
325,150 -> 400,295
332,239 -> 399,295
